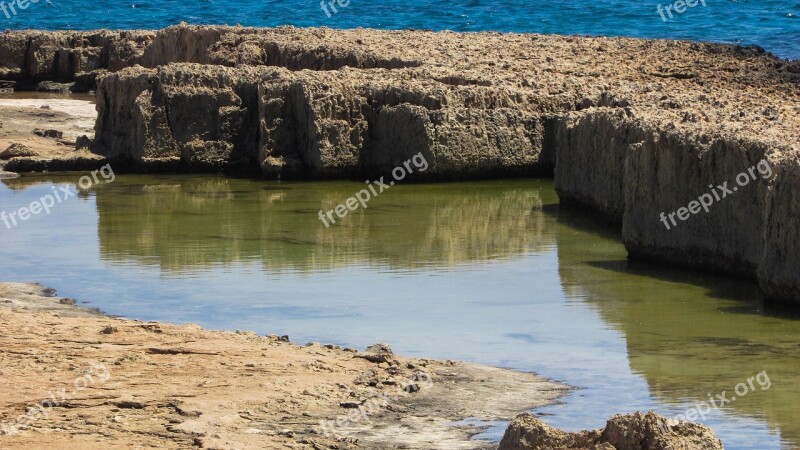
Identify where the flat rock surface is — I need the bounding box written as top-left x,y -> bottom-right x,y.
0,96 -> 96,164
0,282 -> 569,449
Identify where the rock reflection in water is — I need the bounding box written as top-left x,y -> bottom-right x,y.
552,206 -> 800,448
90,175 -> 554,273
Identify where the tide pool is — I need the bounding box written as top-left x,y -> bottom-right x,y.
1,175 -> 798,449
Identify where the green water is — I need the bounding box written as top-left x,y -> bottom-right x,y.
0,175 -> 797,449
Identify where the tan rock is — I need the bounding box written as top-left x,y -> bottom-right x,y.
498,411 -> 724,450
498,413 -> 600,449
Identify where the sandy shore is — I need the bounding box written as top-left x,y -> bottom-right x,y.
0,282 -> 569,449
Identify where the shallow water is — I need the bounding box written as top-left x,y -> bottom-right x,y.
1,175 -> 799,449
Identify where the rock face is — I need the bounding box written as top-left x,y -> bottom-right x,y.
759,156 -> 800,301
553,110 -> 645,223
498,412 -> 725,450
0,24 -> 798,304
552,108 -> 799,303
622,126 -> 774,279
5,24 -> 794,181
0,26 -> 422,91
94,63 -> 546,177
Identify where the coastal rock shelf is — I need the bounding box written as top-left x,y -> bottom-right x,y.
95,64 -> 547,178
0,25 -> 798,304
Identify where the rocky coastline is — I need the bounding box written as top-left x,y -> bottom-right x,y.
0,282 -> 726,449
1,25 -> 797,305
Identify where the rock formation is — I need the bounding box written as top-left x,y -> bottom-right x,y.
498,411 -> 725,450
0,25 -> 798,304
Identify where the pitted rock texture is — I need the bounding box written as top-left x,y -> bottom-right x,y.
551,108 -> 799,304
0,26 -> 422,89
94,63 -> 548,178
498,411 -> 724,450
80,25 -> 796,181
2,24 -> 797,177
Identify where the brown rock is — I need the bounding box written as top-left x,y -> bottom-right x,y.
356,343 -> 395,364
0,143 -> 39,160
498,413 -> 600,450
32,128 -> 64,139
602,412 -> 724,450
759,152 -> 800,301
498,411 -> 724,450
75,135 -> 92,150
34,80 -> 74,93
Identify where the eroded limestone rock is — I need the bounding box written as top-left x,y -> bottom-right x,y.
499,412 -> 724,450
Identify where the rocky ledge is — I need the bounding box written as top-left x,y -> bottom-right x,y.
0,25 -> 798,304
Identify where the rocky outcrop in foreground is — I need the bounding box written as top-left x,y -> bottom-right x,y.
499,411 -> 724,450
0,25 -> 798,304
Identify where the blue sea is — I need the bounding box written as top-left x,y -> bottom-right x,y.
2,0 -> 798,59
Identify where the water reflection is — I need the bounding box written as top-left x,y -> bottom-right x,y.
551,206 -> 799,449
87,175 -> 554,273
1,175 -> 797,449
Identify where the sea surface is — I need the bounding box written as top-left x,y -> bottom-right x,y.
2,0 -> 798,59
1,175 -> 799,449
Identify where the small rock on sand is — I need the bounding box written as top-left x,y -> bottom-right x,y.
35,80 -> 75,94
1,142 -> 39,160
33,128 -> 64,139
356,343 -> 395,363
76,134 -> 92,150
